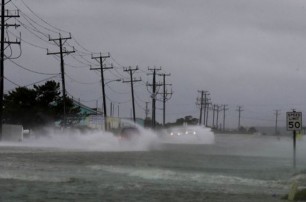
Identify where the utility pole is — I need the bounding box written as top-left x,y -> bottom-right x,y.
90,52 -> 112,131
123,66 -> 141,123
96,100 -> 99,115
110,102 -> 113,117
158,73 -> 172,126
274,110 -> 280,136
147,67 -> 162,128
198,91 -> 204,125
205,100 -> 211,127
145,102 -> 150,119
0,1 -> 20,140
212,104 -> 216,129
112,104 -> 115,116
222,105 -> 229,131
117,104 -> 120,117
197,91 -> 210,126
236,106 -> 244,130
203,92 -> 210,126
47,33 -> 75,128
216,105 -> 223,130
216,105 -> 220,129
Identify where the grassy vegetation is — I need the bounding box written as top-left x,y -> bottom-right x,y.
294,189 -> 306,201
283,189 -> 306,201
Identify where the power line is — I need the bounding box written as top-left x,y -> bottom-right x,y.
8,59 -> 58,75
8,29 -> 47,50
65,73 -> 100,85
24,75 -> 59,87
18,0 -> 101,58
4,76 -> 20,87
5,74 -> 60,92
10,0 -> 58,35
52,55 -> 91,69
19,0 -> 69,34
72,38 -> 98,54
18,20 -> 55,45
105,83 -> 129,95
19,14 -> 49,38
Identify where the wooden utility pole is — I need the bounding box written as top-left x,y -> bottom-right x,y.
222,105 -> 229,131
216,105 -> 223,130
0,1 -> 20,140
158,73 -> 172,126
198,91 -> 204,125
212,104 -> 217,128
197,90 -> 209,126
123,66 -> 141,123
205,100 -> 211,127
237,106 -> 244,130
145,102 -> 150,119
147,67 -> 162,128
203,92 -> 210,126
47,33 -> 75,128
274,110 -> 280,136
90,52 -> 112,131
117,104 -> 120,117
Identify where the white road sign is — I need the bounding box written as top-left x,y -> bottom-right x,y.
287,112 -> 302,131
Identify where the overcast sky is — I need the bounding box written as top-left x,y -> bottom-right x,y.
5,0 -> 306,128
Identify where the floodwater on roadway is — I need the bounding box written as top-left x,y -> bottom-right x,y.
0,128 -> 304,202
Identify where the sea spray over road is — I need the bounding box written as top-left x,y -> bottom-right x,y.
160,125 -> 215,145
0,124 -> 216,151
0,126 -> 160,152
0,125 -> 215,151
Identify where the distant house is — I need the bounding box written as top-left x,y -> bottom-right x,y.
72,100 -> 102,116
64,99 -> 145,131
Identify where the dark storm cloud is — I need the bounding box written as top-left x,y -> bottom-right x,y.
8,0 -> 306,126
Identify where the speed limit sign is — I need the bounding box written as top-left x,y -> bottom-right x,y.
287,112 -> 302,131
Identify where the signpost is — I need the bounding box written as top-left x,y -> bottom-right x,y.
287,111 -> 302,169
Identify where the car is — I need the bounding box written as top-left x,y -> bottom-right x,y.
118,126 -> 140,141
169,127 -> 198,137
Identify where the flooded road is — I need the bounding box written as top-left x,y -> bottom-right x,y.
0,131 -> 304,202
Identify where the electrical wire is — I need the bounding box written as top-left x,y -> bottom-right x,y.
4,76 -> 21,87
24,75 -> 60,87
8,30 -> 47,50
8,59 -> 59,75
105,84 -> 130,95
65,73 -> 100,85
15,3 -> 128,77
18,20 -> 54,46
134,99 -> 146,111
7,0 -> 147,113
19,0 -> 70,34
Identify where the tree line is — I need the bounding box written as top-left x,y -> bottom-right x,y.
3,81 -> 80,130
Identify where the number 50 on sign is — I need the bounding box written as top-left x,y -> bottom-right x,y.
287,112 -> 302,131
